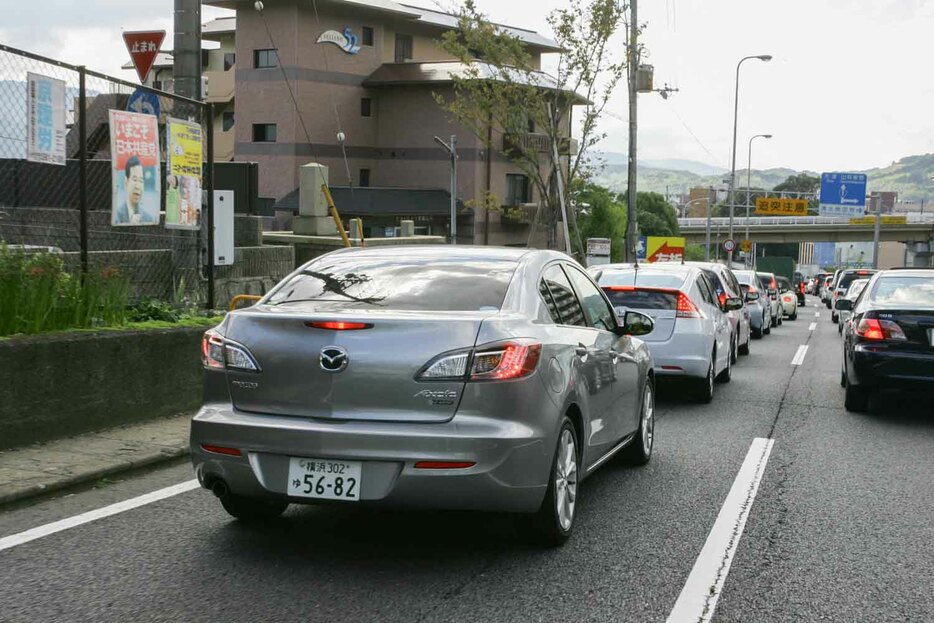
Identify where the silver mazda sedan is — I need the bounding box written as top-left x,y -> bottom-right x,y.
191,246 -> 656,545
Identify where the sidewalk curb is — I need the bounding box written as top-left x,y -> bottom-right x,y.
0,446 -> 191,508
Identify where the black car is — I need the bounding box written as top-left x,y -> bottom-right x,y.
838,268 -> 934,412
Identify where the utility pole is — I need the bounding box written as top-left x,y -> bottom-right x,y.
433,135 -> 458,244
173,0 -> 202,100
872,193 -> 882,269
624,0 -> 638,262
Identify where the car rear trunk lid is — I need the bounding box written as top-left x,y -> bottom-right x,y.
222,307 -> 490,423
602,287 -> 677,342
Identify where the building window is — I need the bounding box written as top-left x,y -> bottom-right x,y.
394,34 -> 413,63
252,123 -> 277,142
224,52 -> 236,71
506,174 -> 531,205
253,49 -> 278,69
362,26 -> 374,47
360,97 -> 372,117
222,112 -> 235,132
359,169 -> 371,187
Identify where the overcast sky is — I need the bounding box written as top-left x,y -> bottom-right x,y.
4,0 -> 933,172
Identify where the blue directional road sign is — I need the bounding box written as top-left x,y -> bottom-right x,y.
819,172 -> 867,217
126,88 -> 161,118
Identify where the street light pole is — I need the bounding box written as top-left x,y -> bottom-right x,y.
728,54 -> 771,265
745,133 -> 772,266
434,135 -> 458,244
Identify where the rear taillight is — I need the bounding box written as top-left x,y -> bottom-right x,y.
417,340 -> 542,382
856,318 -> 907,341
799,283 -> 805,294
202,329 -> 225,370
471,341 -> 542,381
201,329 -> 261,371
676,292 -> 702,318
718,292 -> 727,307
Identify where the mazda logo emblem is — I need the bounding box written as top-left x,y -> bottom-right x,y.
320,346 -> 349,373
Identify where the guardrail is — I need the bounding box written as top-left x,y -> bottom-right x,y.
677,214 -> 934,227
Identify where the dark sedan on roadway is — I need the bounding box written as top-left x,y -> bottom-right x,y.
191,247 -> 657,545
838,268 -> 934,412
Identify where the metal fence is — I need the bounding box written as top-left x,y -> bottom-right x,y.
0,43 -> 216,308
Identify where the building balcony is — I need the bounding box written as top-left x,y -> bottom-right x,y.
502,133 -> 579,156
500,203 -> 539,225
204,69 -> 235,104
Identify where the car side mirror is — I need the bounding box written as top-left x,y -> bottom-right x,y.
835,299 -> 853,311
621,311 -> 654,337
745,290 -> 760,302
724,297 -> 744,311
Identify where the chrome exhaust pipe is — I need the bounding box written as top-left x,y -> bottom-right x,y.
211,480 -> 229,499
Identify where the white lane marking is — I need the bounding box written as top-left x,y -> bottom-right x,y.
667,438 -> 775,623
791,345 -> 809,366
808,322 -> 817,332
815,312 -> 821,318
0,480 -> 200,552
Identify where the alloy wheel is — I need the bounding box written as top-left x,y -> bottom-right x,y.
555,429 -> 578,531
641,383 -> 655,454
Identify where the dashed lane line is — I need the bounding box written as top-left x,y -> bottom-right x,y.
791,345 -> 810,366
808,322 -> 817,331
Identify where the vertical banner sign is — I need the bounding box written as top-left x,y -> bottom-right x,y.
109,110 -> 161,226
26,72 -> 66,166
166,117 -> 203,230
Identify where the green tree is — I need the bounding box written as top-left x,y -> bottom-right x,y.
436,0 -> 629,249
632,191 -> 679,236
684,244 -> 707,261
774,174 -> 820,194
573,182 -> 627,261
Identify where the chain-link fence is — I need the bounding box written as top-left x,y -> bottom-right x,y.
0,43 -> 215,310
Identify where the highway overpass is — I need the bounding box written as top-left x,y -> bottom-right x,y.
677,214 -> 934,244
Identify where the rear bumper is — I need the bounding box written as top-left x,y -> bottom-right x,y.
645,335 -> 711,378
849,344 -> 934,389
190,404 -> 550,513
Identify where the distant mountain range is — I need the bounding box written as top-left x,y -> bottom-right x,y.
595,153 -> 934,203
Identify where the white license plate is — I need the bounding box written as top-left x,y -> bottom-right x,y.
287,457 -> 361,501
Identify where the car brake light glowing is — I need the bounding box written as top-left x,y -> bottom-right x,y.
676,292 -> 702,318
414,461 -> 476,469
719,292 -> 727,307
201,444 -> 242,456
604,285 -> 636,291
306,321 -> 372,330
856,318 -> 907,341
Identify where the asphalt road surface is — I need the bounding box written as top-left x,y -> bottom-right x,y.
2,297 -> 932,622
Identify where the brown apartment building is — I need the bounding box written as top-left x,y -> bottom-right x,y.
204,0 -> 577,246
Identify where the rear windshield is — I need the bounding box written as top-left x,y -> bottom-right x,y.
838,271 -> 876,290
869,275 -> 934,306
845,279 -> 869,297
265,256 -> 517,311
604,289 -> 678,310
597,270 -> 686,289
757,274 -> 775,289
734,272 -> 755,285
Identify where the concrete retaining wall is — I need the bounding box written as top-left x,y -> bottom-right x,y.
0,326 -> 208,449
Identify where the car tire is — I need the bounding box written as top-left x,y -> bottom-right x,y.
838,322 -> 843,335
219,494 -> 289,522
764,315 -> 772,334
840,367 -> 847,388
620,378 -> 654,466
730,335 -> 738,364
716,348 -> 732,383
831,312 -> 838,324
695,356 -> 715,403
777,313 -> 783,326
739,334 -> 751,355
751,324 -> 762,340
527,417 -> 579,547
789,310 -> 797,321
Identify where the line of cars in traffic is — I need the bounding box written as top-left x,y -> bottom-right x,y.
588,260 -> 798,403
188,246 -> 807,545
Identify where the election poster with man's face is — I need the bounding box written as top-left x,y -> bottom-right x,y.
109,109 -> 160,227
165,118 -> 203,230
